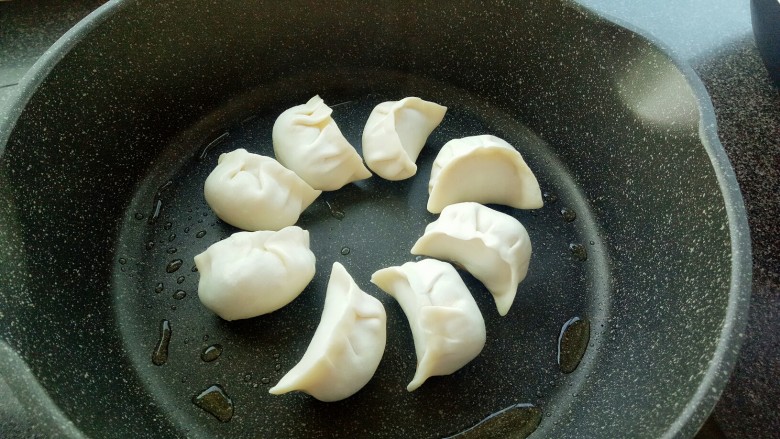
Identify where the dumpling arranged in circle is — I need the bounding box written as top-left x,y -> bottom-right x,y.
372,259 -> 485,391
270,262 -> 387,402
362,97 -> 447,181
194,226 -> 316,321
427,135 -> 543,213
411,202 -> 532,316
273,95 -> 372,191
204,148 -> 321,231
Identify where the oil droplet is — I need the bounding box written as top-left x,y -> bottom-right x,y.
134,212 -> 144,220
168,233 -> 176,242
191,265 -> 198,273
560,207 -> 577,222
569,243 -> 588,261
543,191 -> 558,204
446,403 -> 542,439
167,247 -> 177,254
199,132 -> 230,160
177,276 -> 185,284
201,344 -> 223,362
154,283 -> 164,294
196,230 -> 207,238
173,290 -> 187,300
325,201 -> 345,220
152,320 -> 172,366
184,227 -> 190,233
171,305 -> 177,310
274,364 -> 281,371
119,258 -> 127,265
557,317 -> 591,373
166,259 -> 183,273
261,377 -> 270,384
192,385 -> 233,422
340,247 -> 351,255
589,240 -> 595,245
147,181 -> 173,225
148,200 -> 163,225
145,241 -> 155,251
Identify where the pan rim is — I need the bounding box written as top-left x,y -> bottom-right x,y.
0,0 -> 752,437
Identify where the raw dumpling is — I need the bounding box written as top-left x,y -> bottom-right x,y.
270,262 -> 387,402
427,135 -> 543,213
204,148 -> 321,231
273,95 -> 372,190
362,97 -> 447,181
194,226 -> 316,321
371,259 -> 485,391
411,202 -> 532,316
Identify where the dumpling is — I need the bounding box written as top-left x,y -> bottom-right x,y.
427,135 -> 543,213
371,259 -> 485,391
273,95 -> 372,190
362,97 -> 447,181
204,148 -> 321,231
410,202 -> 532,316
194,226 -> 316,321
270,262 -> 387,402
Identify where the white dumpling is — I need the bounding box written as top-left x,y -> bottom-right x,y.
273,95 -> 372,190
362,97 -> 447,181
427,135 -> 543,213
204,148 -> 321,231
270,262 -> 387,402
411,202 -> 532,316
194,226 -> 316,321
372,259 -> 485,391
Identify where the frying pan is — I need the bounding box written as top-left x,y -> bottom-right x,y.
0,0 -> 751,437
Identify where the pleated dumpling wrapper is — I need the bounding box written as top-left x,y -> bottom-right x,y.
371,259 -> 486,391
270,262 -> 387,402
427,135 -> 543,213
273,95 -> 372,191
194,226 -> 316,321
204,148 -> 321,231
362,97 -> 447,181
411,202 -> 532,316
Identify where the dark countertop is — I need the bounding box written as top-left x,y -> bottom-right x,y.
1,1 -> 778,437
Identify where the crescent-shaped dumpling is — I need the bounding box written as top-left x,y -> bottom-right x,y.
204,148 -> 321,231
270,262 -> 387,402
362,97 -> 447,181
411,202 -> 532,316
273,95 -> 372,191
427,135 -> 543,213
194,226 -> 316,321
371,259 -> 486,391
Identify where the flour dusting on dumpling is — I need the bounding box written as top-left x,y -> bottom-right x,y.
270,262 -> 386,402
194,226 -> 316,321
362,97 -> 447,181
372,259 -> 485,391
273,95 -> 371,190
411,202 -> 532,316
204,148 -> 320,231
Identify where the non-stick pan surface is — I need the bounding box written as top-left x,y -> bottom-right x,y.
0,1 -> 750,438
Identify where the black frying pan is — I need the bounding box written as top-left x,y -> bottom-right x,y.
0,0 -> 751,437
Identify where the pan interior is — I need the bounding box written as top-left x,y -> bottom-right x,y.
113,71 -> 609,438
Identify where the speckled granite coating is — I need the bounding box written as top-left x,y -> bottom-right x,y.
693,37 -> 780,438
0,0 -> 777,437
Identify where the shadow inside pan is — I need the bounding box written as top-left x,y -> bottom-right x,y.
113,71 -> 610,438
